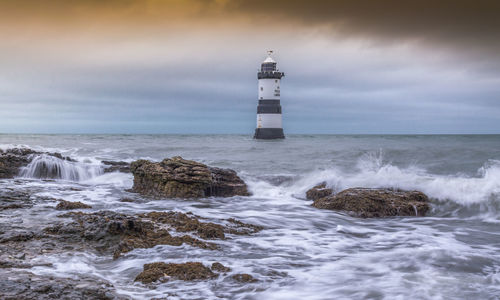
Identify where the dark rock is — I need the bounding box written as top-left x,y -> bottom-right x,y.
141,211 -> 263,239
130,156 -> 249,198
0,148 -> 75,179
119,198 -> 135,202
231,273 -> 257,283
312,187 -> 430,217
55,200 -> 92,210
211,262 -> 231,273
102,161 -> 130,173
141,211 -> 226,239
0,148 -> 38,178
0,231 -> 35,243
0,270 -> 123,299
226,218 -> 264,235
135,262 -> 217,284
305,182 -> 333,200
44,211 -> 218,259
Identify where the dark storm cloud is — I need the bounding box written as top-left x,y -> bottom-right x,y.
226,0 -> 500,60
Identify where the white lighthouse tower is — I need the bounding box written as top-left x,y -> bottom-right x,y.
254,51 -> 285,139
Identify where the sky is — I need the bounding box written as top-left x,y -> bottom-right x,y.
1,0 -> 499,134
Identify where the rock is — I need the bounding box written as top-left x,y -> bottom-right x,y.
305,182 -> 333,200
135,262 -> 217,284
0,148 -> 74,179
0,189 -> 33,211
119,198 -> 135,202
0,231 -> 35,243
312,187 -> 430,217
0,270 -> 122,299
45,211 -> 218,259
231,273 -> 257,283
55,200 -> 92,210
211,262 -> 231,273
142,211 -> 226,239
130,156 -> 249,198
0,148 -> 38,178
141,211 -> 263,239
102,161 -> 130,173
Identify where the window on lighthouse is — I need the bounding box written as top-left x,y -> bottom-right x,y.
260,87 -> 263,91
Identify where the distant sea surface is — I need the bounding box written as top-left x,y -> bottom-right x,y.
1,134 -> 500,299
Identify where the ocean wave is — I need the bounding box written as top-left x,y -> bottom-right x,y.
247,153 -> 500,213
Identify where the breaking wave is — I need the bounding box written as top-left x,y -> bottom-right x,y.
19,154 -> 103,181
247,152 -> 500,218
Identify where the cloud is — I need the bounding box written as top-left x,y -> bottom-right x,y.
0,1 -> 499,133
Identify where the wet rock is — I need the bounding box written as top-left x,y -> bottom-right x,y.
305,182 -> 333,201
44,211 -> 218,259
142,211 -> 226,239
142,211 -> 263,239
211,262 -> 231,273
102,161 -> 130,173
55,200 -> 92,210
0,148 -> 38,178
0,148 -> 74,179
231,273 -> 257,283
135,262 -> 217,284
119,197 -> 135,203
0,231 -> 35,243
0,270 -> 123,299
312,187 -> 430,217
226,218 -> 264,235
0,189 -> 33,210
130,156 -> 249,198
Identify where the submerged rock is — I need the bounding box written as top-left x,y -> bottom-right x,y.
135,262 -> 218,284
55,200 -> 92,210
102,160 -> 130,173
130,156 -> 249,198
231,273 -> 257,283
310,187 -> 430,217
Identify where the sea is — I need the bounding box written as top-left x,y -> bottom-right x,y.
1,134 -> 500,299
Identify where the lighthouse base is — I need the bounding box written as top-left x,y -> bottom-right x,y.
254,128 -> 285,139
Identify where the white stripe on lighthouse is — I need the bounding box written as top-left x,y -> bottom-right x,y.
258,79 -> 281,100
257,113 -> 282,128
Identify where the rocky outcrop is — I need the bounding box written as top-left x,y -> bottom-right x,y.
55,200 -> 92,210
0,148 -> 74,179
42,210 -> 261,259
0,148 -> 38,178
44,211 -> 217,259
308,187 -> 430,217
130,156 -> 249,198
135,262 -> 218,284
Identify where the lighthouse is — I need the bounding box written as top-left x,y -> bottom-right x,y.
254,51 -> 285,139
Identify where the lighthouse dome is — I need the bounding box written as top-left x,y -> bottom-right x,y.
263,56 -> 276,63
